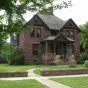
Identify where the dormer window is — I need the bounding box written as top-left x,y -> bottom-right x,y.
51,31 -> 57,36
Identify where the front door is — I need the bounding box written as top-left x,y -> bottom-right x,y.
50,44 -> 58,55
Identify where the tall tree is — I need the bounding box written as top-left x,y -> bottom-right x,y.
79,22 -> 88,53
79,22 -> 88,62
0,0 -> 72,48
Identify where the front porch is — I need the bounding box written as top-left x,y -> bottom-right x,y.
41,34 -> 75,65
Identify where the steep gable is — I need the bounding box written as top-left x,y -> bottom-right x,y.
63,18 -> 81,32
25,15 -> 44,26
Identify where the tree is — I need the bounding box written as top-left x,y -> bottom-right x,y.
79,22 -> 88,53
79,22 -> 88,62
0,0 -> 72,49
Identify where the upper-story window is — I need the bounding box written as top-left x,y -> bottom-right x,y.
71,31 -> 74,39
36,28 -> 41,38
66,30 -> 70,38
30,28 -> 35,37
51,31 -> 57,36
13,33 -> 16,40
66,30 -> 75,39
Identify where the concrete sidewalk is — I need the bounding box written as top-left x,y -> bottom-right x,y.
1,68 -> 88,88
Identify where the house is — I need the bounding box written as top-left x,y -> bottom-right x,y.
10,10 -> 81,64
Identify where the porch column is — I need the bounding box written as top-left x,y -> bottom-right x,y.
45,42 -> 48,53
54,42 -> 56,53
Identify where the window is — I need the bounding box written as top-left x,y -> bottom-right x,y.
69,23 -> 72,26
67,45 -> 74,54
71,31 -> 74,39
66,30 -> 75,39
13,33 -> 16,40
66,30 -> 70,38
30,28 -> 35,37
36,28 -> 41,38
33,44 -> 39,55
34,20 -> 38,23
51,31 -> 57,36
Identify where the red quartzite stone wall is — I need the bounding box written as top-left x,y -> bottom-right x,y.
40,69 -> 88,76
0,71 -> 28,77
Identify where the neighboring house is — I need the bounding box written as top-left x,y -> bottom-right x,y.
11,10 -> 81,64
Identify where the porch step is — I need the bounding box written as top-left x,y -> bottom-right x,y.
61,59 -> 68,65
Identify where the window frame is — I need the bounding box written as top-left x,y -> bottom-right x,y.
51,31 -> 57,36
36,28 -> 41,38
13,33 -> 16,40
67,45 -> 74,54
71,31 -> 75,39
66,30 -> 70,38
30,28 -> 35,38
32,44 -> 39,55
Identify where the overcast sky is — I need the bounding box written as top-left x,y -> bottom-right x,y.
24,0 -> 88,26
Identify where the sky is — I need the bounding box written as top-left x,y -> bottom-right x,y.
24,0 -> 88,26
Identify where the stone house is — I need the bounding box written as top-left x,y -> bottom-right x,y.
11,11 -> 81,64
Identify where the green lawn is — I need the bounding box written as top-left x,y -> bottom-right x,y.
34,64 -> 84,75
0,64 -> 47,72
0,79 -> 48,88
50,76 -> 88,88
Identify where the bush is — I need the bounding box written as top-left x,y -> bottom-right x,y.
81,52 -> 88,61
26,59 -> 43,65
1,43 -> 24,65
77,52 -> 88,64
77,60 -> 84,64
69,64 -> 76,68
84,60 -> 88,68
48,62 -> 55,65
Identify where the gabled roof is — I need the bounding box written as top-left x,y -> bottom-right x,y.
37,14 -> 81,32
41,34 -> 75,42
37,14 -> 64,30
25,13 -> 81,32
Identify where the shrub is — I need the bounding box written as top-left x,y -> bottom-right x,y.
26,59 -> 43,65
48,62 -> 55,65
81,52 -> 88,62
84,60 -> 88,68
69,64 -> 76,68
77,52 -> 88,64
1,43 -> 24,65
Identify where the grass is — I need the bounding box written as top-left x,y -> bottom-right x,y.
0,64 -> 47,72
0,79 -> 48,88
50,76 -> 88,88
34,64 -> 84,75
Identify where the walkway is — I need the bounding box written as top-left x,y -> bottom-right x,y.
1,68 -> 88,88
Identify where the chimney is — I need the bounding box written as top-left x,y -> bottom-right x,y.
47,7 -> 53,14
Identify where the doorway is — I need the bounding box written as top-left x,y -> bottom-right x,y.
50,44 -> 58,55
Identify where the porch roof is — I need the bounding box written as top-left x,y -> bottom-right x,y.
41,34 -> 75,42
